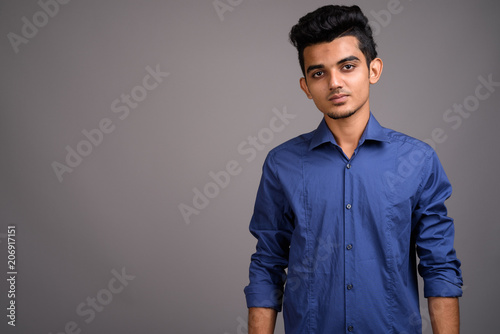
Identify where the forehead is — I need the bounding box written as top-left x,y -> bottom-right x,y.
303,36 -> 364,65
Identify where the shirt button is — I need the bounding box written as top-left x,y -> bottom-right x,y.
346,204 -> 352,210
347,284 -> 353,290
348,325 -> 354,332
346,244 -> 353,250
346,163 -> 351,169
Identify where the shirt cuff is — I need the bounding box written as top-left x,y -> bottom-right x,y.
244,284 -> 283,312
423,277 -> 463,298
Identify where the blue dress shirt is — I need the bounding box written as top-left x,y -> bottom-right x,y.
244,113 -> 462,333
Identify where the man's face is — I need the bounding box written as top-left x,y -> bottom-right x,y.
299,36 -> 382,120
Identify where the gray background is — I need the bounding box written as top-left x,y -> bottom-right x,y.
1,0 -> 499,333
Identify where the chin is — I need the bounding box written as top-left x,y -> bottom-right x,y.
326,109 -> 357,120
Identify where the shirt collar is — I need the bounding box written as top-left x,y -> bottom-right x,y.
309,112 -> 390,151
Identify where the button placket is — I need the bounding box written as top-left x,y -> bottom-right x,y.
344,160 -> 355,333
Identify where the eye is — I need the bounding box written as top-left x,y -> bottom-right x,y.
343,64 -> 355,70
312,71 -> 324,78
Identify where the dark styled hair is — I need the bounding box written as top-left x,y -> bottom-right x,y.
289,5 -> 378,76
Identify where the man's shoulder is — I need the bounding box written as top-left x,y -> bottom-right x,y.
383,126 -> 435,155
267,129 -> 316,158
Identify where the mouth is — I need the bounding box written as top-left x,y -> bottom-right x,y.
329,94 -> 348,104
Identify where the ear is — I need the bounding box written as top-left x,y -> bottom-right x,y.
300,77 -> 313,99
369,58 -> 383,84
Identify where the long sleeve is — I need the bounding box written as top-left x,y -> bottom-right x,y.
244,153 -> 295,311
413,150 -> 463,298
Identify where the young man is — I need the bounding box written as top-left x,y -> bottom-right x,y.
244,5 -> 462,334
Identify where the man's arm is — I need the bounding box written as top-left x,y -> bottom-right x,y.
244,153 -> 293,325
413,150 -> 462,333
428,297 -> 459,334
248,307 -> 277,334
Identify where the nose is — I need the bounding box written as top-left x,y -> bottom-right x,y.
329,71 -> 343,90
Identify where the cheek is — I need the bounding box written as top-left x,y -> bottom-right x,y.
309,84 -> 328,98
351,78 -> 370,96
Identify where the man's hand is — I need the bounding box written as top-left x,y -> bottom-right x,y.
428,297 -> 460,334
248,307 -> 277,334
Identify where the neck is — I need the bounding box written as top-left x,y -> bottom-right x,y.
324,108 -> 370,159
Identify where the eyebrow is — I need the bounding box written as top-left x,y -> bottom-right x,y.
338,55 -> 361,64
306,64 -> 325,74
306,55 -> 361,74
